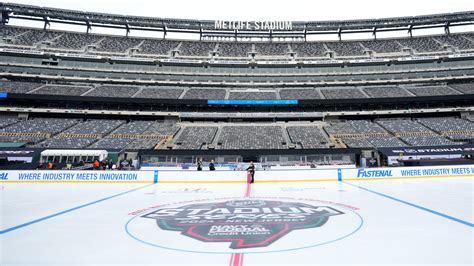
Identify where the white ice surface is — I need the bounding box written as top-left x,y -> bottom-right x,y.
0,177 -> 472,265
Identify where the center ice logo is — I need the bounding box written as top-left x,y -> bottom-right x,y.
141,199 -> 344,249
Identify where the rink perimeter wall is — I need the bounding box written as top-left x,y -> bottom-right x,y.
0,164 -> 473,183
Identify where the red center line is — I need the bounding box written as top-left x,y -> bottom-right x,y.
228,172 -> 252,266
229,252 -> 243,266
244,180 -> 252,198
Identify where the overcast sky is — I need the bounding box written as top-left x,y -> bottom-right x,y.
5,0 -> 474,21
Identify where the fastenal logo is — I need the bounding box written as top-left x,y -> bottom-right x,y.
126,198 -> 363,253
357,169 -> 392,178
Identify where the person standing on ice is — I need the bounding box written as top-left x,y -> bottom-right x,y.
209,160 -> 215,171
246,161 -> 255,183
197,158 -> 203,171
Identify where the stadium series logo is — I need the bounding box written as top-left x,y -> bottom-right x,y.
141,199 -> 342,249
126,198 -> 363,253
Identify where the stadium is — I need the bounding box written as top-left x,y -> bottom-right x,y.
0,1 -> 473,265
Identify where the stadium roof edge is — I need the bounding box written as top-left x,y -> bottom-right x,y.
1,2 -> 473,38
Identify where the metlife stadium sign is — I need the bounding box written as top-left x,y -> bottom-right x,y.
214,21 -> 293,30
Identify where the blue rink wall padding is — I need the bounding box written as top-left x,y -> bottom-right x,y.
0,164 -> 473,183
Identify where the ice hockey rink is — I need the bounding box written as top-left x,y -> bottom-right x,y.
1,175 -> 473,265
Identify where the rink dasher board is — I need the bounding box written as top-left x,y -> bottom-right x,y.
0,170 -> 153,183
0,169 -> 337,183
0,164 -> 473,183
343,164 -> 474,180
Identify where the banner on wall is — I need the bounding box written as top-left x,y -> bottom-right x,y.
0,170 -> 155,183
344,165 -> 474,179
1,165 -> 473,183
378,145 -> 474,156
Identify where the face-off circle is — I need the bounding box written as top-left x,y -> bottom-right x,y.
125,197 -> 363,254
